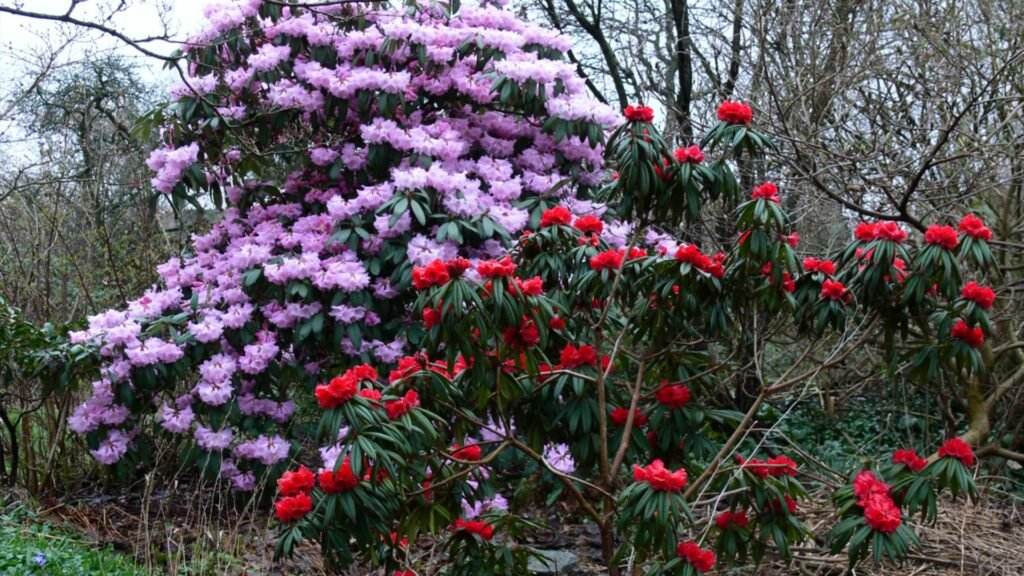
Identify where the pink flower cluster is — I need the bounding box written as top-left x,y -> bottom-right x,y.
67,0 -> 612,485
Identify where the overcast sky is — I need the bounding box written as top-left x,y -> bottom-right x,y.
0,0 -> 209,86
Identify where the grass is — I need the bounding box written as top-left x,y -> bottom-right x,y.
0,501 -> 140,576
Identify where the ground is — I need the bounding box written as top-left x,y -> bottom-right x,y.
3,484 -> 1022,575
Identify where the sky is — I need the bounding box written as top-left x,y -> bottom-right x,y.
0,0 -> 209,85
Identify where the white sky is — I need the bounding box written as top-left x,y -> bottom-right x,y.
0,0 -> 209,86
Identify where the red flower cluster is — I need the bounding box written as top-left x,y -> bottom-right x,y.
876,221 -> 908,243
821,279 -> 848,302
610,407 -> 648,427
676,540 -> 716,573
938,437 -> 975,466
633,459 -> 688,492
320,456 -> 360,493
768,455 -> 799,476
540,206 -> 572,227
852,471 -> 901,533
574,215 -> 604,234
674,145 -> 704,164
674,245 -> 725,277
549,316 -> 566,330
768,495 -> 798,514
412,259 -> 450,290
422,306 -> 441,329
316,374 -> 359,409
751,182 -> 780,203
951,320 -> 984,348
446,257 -> 472,277
385,390 -> 420,420
959,214 -> 992,241
961,281 -> 995,309
736,454 -> 798,478
275,492 -> 313,523
780,232 -> 800,247
715,510 -> 750,530
478,256 -> 516,278
590,249 -> 624,271
655,382 -> 691,409
277,465 -> 315,496
454,518 -> 494,540
925,224 -> 959,250
503,315 -> 540,349
560,343 -> 599,368
451,443 -> 482,461
624,104 -> 655,123
717,100 -> 753,124
735,455 -> 769,478
761,263 -> 795,293
803,257 -> 836,275
315,365 -> 379,409
892,449 -> 927,472
854,222 -> 876,242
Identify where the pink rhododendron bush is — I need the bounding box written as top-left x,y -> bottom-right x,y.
60,0 -> 1001,574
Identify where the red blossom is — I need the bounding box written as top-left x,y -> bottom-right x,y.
358,388 -> 381,402
767,455 -> 799,476
717,100 -> 753,124
863,493 -> 902,533
803,257 -> 836,275
277,466 -> 315,496
508,276 -> 544,296
389,355 -> 424,383
854,222 -> 877,242
315,374 -> 359,409
961,281 -> 995,309
350,364 -> 379,382
925,224 -> 959,250
560,344 -> 598,368
715,510 -> 750,530
781,232 -> 800,247
385,390 -> 420,420
676,540 -> 717,573
442,258 -> 469,278
875,221 -> 908,243
454,518 -> 494,540
751,182 -> 780,203
477,256 -> 516,278
610,407 -> 647,427
892,449 -> 927,472
274,492 -> 313,523
673,145 -> 705,164
549,316 -> 566,330
624,104 -> 655,123
959,214 -> 992,241
319,456 -> 360,493
574,215 -> 604,234
633,459 -> 688,492
422,306 -> 441,329
675,244 -> 712,271
821,279 -> 848,302
412,259 -> 450,290
938,437 -> 975,466
655,382 -> 691,409
503,316 -> 540,349
540,206 -> 572,227
951,320 -> 984,348
590,249 -> 624,271
736,455 -> 771,478
451,443 -> 482,462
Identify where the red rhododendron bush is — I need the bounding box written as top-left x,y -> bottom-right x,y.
57,0 -> 1006,574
